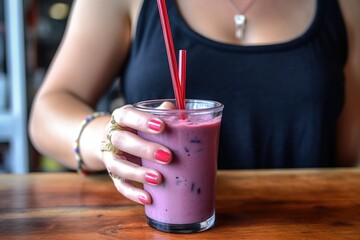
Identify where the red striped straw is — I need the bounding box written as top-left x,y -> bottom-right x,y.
156,0 -> 185,110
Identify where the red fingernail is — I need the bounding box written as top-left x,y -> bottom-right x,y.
154,150 -> 171,163
138,195 -> 148,205
145,172 -> 159,185
148,119 -> 162,132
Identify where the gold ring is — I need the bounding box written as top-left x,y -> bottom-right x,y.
107,114 -> 123,142
100,140 -> 122,154
110,114 -> 118,125
106,124 -> 119,142
108,171 -> 126,182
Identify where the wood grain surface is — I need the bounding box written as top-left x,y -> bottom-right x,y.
0,169 -> 359,239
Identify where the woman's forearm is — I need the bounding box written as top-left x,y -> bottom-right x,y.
29,91 -> 109,171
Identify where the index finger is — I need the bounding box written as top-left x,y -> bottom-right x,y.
112,105 -> 165,134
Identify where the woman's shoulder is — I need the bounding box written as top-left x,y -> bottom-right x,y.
65,0 -> 143,43
69,0 -> 142,22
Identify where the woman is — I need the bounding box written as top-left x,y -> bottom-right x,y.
29,0 -> 360,205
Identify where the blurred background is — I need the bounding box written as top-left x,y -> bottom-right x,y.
0,0 -> 112,173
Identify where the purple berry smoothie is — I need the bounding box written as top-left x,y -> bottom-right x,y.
136,99 -> 223,233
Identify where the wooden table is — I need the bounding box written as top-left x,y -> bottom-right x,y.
0,169 -> 359,239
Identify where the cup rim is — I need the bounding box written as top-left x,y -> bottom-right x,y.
133,99 -> 224,114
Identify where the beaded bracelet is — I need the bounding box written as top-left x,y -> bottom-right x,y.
74,112 -> 109,174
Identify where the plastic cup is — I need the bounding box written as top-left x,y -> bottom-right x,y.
134,99 -> 224,233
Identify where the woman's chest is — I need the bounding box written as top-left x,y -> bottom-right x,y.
175,0 -> 316,46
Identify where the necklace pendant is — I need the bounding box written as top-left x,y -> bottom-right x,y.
234,14 -> 246,40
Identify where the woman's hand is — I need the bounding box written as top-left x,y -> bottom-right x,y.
101,104 -> 173,205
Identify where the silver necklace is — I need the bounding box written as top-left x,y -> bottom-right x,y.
228,0 -> 256,40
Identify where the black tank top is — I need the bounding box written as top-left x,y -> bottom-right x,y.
122,0 -> 348,169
